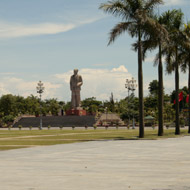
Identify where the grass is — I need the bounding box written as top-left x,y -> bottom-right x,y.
0,128 -> 189,151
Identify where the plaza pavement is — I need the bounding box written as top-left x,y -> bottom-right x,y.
0,136 -> 190,190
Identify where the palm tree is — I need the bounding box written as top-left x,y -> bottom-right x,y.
163,9 -> 184,135
135,13 -> 168,136
99,0 -> 164,138
180,22 -> 190,133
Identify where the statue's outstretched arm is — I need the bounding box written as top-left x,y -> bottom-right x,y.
77,76 -> 83,87
77,82 -> 83,87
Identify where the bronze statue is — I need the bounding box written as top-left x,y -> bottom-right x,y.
70,69 -> 83,109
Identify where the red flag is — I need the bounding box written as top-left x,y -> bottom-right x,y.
186,95 -> 189,103
179,92 -> 183,102
174,92 -> 183,104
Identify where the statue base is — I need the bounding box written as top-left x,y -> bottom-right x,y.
66,109 -> 87,116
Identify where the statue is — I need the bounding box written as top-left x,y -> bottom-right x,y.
70,69 -> 83,109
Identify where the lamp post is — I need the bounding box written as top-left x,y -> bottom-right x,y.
105,107 -> 108,126
36,81 -> 45,130
125,77 -> 137,129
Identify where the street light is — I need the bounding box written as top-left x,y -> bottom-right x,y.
125,77 -> 137,129
105,107 -> 108,126
36,81 -> 45,130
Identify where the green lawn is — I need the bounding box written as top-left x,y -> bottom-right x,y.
0,128 -> 189,151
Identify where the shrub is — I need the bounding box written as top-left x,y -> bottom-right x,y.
59,126 -> 63,130
18,125 -> 22,130
8,125 -> 12,131
179,118 -> 185,127
29,126 -> 32,130
2,115 -> 15,124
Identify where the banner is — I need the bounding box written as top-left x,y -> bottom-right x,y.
174,92 -> 183,104
186,94 -> 189,103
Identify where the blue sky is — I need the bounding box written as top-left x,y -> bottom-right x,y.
0,0 -> 190,101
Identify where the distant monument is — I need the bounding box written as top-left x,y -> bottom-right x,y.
66,69 -> 86,116
70,69 -> 83,109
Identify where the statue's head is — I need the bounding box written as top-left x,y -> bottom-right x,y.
74,69 -> 78,75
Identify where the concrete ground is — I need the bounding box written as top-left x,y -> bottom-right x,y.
0,137 -> 190,190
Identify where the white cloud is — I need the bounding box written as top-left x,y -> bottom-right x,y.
0,77 -> 61,99
0,72 -> 15,76
164,0 -> 187,6
144,56 -> 165,65
144,57 -> 155,63
0,17 -> 101,39
111,65 -> 128,73
0,66 -> 134,101
0,66 -> 187,101
0,22 -> 75,39
54,66 -> 133,101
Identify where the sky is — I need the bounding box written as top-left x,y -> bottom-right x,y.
0,0 -> 190,102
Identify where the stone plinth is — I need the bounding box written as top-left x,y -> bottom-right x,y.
66,109 -> 86,116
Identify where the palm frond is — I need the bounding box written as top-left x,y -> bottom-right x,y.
179,21 -> 190,73
165,50 -> 175,74
180,60 -> 188,73
154,53 -> 159,67
144,0 -> 164,12
99,0 -> 129,20
184,22 -> 190,35
132,42 -> 138,52
144,39 -> 157,59
108,22 -> 133,45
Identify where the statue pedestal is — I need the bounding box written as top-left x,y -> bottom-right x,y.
66,109 -> 87,116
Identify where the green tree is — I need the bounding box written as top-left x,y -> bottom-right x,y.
180,22 -> 190,133
164,102 -> 175,122
82,97 -> 102,114
138,12 -> 170,136
63,102 -> 71,112
25,95 -> 40,116
45,99 -> 60,116
15,95 -> 27,115
148,80 -> 159,96
144,96 -> 158,111
0,94 -> 17,116
99,0 -> 163,138
164,9 -> 185,135
119,96 -> 139,123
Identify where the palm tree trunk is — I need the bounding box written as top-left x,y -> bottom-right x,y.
138,27 -> 144,138
188,60 -> 190,133
175,47 -> 180,135
158,42 -> 164,136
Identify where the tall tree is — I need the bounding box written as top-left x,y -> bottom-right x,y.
163,9 -> 184,135
133,13 -> 168,136
155,14 -> 169,136
99,0 -> 163,138
180,22 -> 190,133
148,80 -> 159,96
